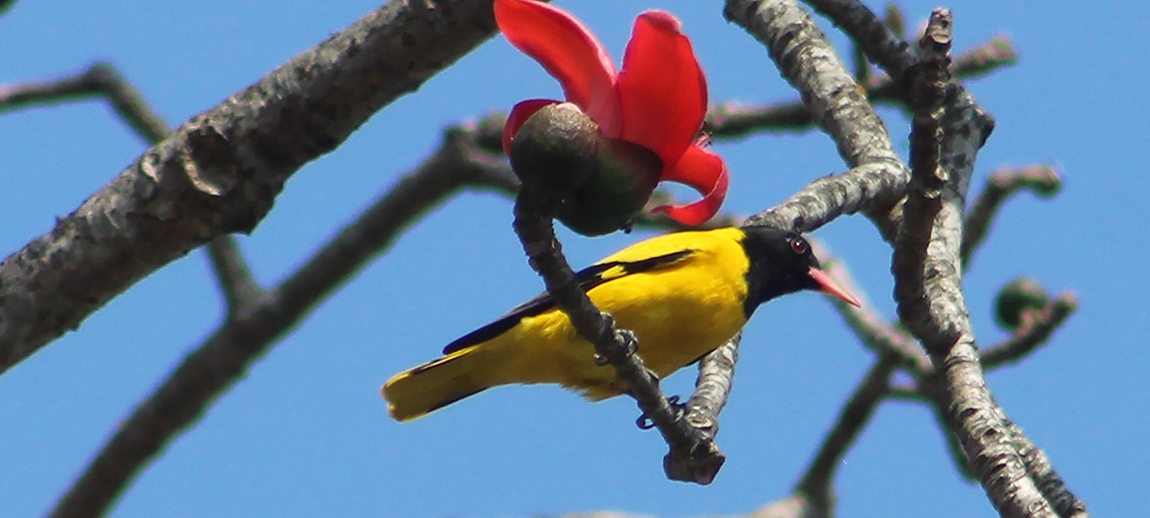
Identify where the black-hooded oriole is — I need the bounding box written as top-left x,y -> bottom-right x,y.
382,226 -> 859,421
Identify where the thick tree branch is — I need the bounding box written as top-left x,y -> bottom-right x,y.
5,64 -> 269,318
891,9 -> 1062,518
724,0 -> 909,242
1009,423 -> 1091,518
724,0 -> 900,170
48,124 -> 515,518
0,0 -> 501,376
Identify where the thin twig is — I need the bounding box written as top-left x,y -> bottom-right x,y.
0,63 -> 170,142
794,354 -> 899,512
707,36 -> 1017,139
962,165 -> 1062,269
204,237 -> 262,314
885,383 -> 925,401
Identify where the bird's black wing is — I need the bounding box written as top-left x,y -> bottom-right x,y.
441,249 -> 694,354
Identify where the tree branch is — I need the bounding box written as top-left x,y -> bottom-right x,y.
706,35 -> 1017,140
962,165 -> 1062,269
724,0 -> 910,243
47,123 -> 515,518
0,0 -> 501,376
891,9 -> 1060,517
724,0 -> 901,170
682,336 -> 739,438
0,62 -> 170,143
794,354 -> 899,513
204,237 -> 262,314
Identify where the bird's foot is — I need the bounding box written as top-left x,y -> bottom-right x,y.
636,395 -> 686,430
593,329 -> 638,366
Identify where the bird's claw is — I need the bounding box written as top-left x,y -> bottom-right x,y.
593,329 -> 639,366
635,395 -> 686,430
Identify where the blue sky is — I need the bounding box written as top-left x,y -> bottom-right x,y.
1,1 -> 1145,517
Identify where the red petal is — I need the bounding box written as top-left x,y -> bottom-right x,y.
615,11 -> 708,169
494,0 -> 621,134
503,99 -> 559,155
651,145 -> 728,225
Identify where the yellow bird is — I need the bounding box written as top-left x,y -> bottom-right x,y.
382,226 -> 859,421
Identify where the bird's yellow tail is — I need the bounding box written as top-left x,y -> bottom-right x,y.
382,344 -> 503,421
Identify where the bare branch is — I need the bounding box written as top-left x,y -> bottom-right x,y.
925,378 -> 978,481
47,124 -> 514,518
802,0 -> 918,88
724,0 -> 910,242
890,8 -> 1061,517
683,336 -> 739,438
724,0 -> 901,170
963,165 -> 1062,269
204,237 -> 262,313
746,161 -> 907,236
707,35 -> 1017,140
0,0 -> 501,376
0,63 -> 170,142
0,63 -> 268,318
886,382 -> 926,401
950,35 -> 1018,81
795,354 -> 899,512
706,100 -> 815,138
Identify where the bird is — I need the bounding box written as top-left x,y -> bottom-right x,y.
382,226 -> 860,422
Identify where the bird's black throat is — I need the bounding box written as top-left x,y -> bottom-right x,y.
739,226 -> 822,318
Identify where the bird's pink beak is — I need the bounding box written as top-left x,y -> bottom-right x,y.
807,267 -> 862,308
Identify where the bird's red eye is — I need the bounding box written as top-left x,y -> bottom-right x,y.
790,238 -> 808,254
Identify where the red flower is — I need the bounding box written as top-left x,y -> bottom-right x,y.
495,0 -> 729,226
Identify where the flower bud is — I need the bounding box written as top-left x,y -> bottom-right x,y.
555,138 -> 661,236
508,102 -> 663,236
509,103 -> 599,198
995,277 -> 1049,331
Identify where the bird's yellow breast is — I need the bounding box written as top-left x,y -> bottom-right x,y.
494,228 -> 752,399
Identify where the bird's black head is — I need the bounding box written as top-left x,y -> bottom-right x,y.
739,226 -> 859,316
